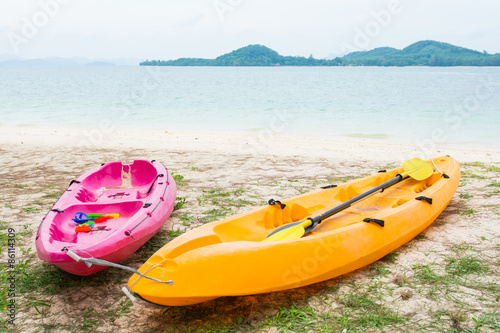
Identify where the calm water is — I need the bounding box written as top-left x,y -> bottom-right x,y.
0,66 -> 499,148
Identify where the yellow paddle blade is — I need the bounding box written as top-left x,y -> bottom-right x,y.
263,220 -> 312,242
401,158 -> 434,181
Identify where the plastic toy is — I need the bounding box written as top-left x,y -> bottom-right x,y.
75,224 -> 109,233
75,224 -> 92,232
72,212 -> 119,224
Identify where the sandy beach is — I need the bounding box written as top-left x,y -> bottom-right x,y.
1,126 -> 499,332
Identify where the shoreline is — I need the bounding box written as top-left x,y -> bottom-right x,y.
3,122 -> 499,152
1,126 -> 499,164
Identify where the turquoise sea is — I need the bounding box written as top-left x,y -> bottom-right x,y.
0,66 -> 499,149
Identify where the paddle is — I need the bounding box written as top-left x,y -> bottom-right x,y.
263,158 -> 434,242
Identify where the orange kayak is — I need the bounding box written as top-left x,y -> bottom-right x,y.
128,156 -> 460,306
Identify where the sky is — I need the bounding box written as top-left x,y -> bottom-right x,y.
0,0 -> 499,60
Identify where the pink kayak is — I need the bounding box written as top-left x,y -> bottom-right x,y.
36,160 -> 176,276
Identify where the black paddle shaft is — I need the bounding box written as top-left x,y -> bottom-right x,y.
310,174 -> 404,225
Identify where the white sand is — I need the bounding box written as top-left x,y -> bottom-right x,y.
2,126 -> 500,163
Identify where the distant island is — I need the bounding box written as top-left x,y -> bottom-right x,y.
140,41 -> 500,67
0,55 -> 140,67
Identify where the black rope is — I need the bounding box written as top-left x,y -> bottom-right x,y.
146,174 -> 164,195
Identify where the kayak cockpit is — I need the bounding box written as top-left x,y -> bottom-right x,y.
47,201 -> 143,246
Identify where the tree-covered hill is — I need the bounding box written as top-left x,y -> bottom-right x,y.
215,45 -> 283,66
141,45 -> 334,66
141,41 -> 500,67
339,40 -> 500,66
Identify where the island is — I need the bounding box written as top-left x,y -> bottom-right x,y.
140,41 -> 500,67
